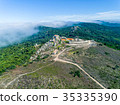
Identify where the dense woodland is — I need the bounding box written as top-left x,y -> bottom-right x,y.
53,23 -> 120,50
0,23 -> 120,74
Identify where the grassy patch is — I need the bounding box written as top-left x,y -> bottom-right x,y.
63,46 -> 120,89
8,62 -> 101,89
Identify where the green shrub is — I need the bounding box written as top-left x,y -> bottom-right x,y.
69,70 -> 81,78
105,52 -> 110,55
23,63 -> 28,67
29,61 -> 33,64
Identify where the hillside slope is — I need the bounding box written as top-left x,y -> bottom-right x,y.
60,45 -> 120,89
7,61 -> 101,89
1,44 -> 120,89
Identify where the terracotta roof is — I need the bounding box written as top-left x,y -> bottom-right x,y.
54,35 -> 58,36
67,38 -> 74,41
61,39 -> 66,41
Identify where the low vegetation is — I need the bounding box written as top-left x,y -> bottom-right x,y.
61,45 -> 120,89
69,70 -> 81,78
7,62 -> 101,89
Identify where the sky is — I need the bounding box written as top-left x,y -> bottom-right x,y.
0,0 -> 120,23
0,0 -> 120,47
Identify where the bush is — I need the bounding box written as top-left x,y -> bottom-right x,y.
42,55 -> 49,59
29,61 -> 33,64
65,41 -> 69,43
23,63 -> 28,67
69,71 -> 74,74
37,55 -> 41,61
105,52 -> 110,55
75,71 -> 80,78
98,43 -> 103,46
69,70 -> 81,78
8,65 -> 16,70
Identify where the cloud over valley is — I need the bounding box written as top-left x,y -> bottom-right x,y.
0,11 -> 120,47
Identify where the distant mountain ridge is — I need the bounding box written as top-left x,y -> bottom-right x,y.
95,20 -> 120,27
13,21 -> 120,50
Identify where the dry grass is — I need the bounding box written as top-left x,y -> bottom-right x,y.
7,62 -> 101,89
61,45 -> 120,89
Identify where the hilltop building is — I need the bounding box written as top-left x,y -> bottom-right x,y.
75,38 -> 80,41
61,38 -> 74,43
61,39 -> 66,41
53,35 -> 60,42
66,38 -> 74,41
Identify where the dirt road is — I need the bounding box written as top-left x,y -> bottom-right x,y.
4,62 -> 55,89
54,49 -> 106,89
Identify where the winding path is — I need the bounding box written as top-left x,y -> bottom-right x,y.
4,62 -> 55,89
54,49 -> 106,89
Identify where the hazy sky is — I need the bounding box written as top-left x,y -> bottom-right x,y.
0,0 -> 120,23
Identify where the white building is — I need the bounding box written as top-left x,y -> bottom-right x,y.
53,35 -> 60,41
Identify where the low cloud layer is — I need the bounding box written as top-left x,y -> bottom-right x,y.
0,23 -> 39,47
0,11 -> 120,47
0,21 -> 79,47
